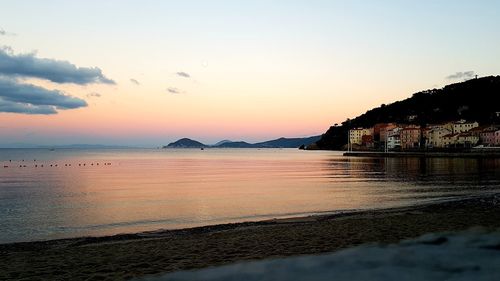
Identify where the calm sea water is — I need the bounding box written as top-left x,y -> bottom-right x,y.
1,148 -> 499,244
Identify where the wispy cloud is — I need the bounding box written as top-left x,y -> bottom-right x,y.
446,71 -> 476,80
0,46 -> 115,85
130,78 -> 140,85
0,77 -> 87,114
175,71 -> 191,78
0,28 -> 15,36
167,87 -> 184,94
86,92 -> 101,98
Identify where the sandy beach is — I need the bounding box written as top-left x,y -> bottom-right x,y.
1,195 -> 500,281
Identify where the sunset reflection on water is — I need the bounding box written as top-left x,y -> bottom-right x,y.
1,148 -> 499,243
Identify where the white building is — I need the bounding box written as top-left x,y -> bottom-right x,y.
386,127 -> 402,149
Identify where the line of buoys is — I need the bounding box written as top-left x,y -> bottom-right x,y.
3,162 -> 111,168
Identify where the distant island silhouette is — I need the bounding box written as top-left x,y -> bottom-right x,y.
165,138 -> 207,148
164,136 -> 321,149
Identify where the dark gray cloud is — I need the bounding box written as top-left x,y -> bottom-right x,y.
176,72 -> 191,78
446,71 -> 476,80
0,99 -> 57,114
0,28 -> 5,36
0,47 -> 115,85
130,78 -> 140,85
0,77 -> 87,114
167,87 -> 183,94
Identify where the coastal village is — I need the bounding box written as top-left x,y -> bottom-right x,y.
348,119 -> 500,150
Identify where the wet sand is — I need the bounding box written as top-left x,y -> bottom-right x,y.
1,195 -> 500,281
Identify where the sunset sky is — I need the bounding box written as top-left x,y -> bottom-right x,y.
1,0 -> 500,146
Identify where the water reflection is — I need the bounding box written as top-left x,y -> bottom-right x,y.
333,157 -> 500,201
0,149 -> 499,243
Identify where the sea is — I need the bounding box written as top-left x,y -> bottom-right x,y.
1,148 -> 499,244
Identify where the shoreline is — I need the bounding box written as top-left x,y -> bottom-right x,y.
0,194 -> 485,247
2,194 -> 500,280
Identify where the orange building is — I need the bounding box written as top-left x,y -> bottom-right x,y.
373,123 -> 397,142
379,123 -> 398,143
400,126 -> 421,149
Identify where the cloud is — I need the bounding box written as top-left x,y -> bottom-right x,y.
175,71 -> 191,78
86,92 -> 101,98
0,47 -> 115,85
0,77 -> 87,114
167,87 -> 183,94
130,78 -> 140,85
0,99 -> 57,114
0,28 -> 15,36
446,71 -> 476,80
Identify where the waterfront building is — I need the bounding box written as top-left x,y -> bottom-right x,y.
349,128 -> 373,145
442,133 -> 458,147
425,127 -> 452,148
445,120 -> 479,134
379,123 -> 398,143
387,127 -> 402,149
373,123 -> 396,142
400,126 -> 421,149
456,132 -> 479,147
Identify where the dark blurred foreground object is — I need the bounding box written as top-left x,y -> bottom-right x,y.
139,228 -> 500,281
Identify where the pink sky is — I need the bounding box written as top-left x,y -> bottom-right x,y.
1,1 -> 499,146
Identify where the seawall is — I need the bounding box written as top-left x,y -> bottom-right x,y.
343,151 -> 500,158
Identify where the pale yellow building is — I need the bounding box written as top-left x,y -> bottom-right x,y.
444,120 -> 479,134
425,127 -> 452,148
442,133 -> 458,147
442,132 -> 479,148
349,128 -> 373,145
456,133 -> 479,147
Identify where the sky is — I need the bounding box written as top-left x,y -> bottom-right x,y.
1,0 -> 500,146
